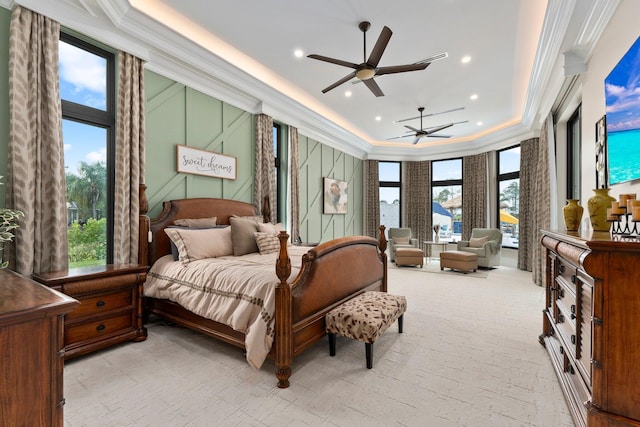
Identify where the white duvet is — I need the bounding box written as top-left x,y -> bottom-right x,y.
143,247 -> 308,369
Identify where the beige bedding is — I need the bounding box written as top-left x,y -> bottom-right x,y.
143,246 -> 309,369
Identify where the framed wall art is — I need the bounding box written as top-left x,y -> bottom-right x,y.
176,145 -> 237,180
595,115 -> 608,189
323,177 -> 348,214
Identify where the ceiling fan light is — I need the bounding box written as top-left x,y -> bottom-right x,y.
355,68 -> 376,80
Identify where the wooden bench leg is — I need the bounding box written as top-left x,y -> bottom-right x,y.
366,343 -> 373,369
398,314 -> 404,333
328,333 -> 336,356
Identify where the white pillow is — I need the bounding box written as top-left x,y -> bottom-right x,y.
165,227 -> 233,264
469,236 -> 489,248
257,222 -> 284,234
254,232 -> 280,255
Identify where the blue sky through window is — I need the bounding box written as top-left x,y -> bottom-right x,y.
59,40 -> 107,176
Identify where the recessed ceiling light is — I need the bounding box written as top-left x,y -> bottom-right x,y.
294,49 -> 304,58
345,90 -> 352,97
470,94 -> 478,100
375,116 -> 382,121
476,121 -> 483,126
461,55 -> 471,63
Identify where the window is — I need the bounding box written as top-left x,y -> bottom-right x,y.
273,123 -> 282,222
567,105 -> 581,199
497,146 -> 520,248
60,33 -> 115,267
431,159 -> 462,242
379,161 -> 401,231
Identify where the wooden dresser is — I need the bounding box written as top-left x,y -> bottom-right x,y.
0,269 -> 78,426
33,264 -> 147,359
540,230 -> 640,427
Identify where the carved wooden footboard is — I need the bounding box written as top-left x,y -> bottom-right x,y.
138,185 -> 387,388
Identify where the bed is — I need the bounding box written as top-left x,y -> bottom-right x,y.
138,185 -> 388,388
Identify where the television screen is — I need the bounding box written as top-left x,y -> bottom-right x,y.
605,36 -> 640,186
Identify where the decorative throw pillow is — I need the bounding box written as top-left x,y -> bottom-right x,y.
393,237 -> 410,245
164,226 -> 233,264
232,214 -> 265,224
173,216 -> 217,228
254,232 -> 280,255
229,216 -> 260,256
469,236 -> 489,248
257,222 -> 284,234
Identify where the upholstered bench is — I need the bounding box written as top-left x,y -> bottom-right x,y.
325,291 -> 407,369
440,250 -> 478,273
395,247 -> 424,267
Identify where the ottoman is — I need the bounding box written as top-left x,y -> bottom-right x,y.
440,250 -> 478,273
325,291 -> 407,369
395,247 -> 424,267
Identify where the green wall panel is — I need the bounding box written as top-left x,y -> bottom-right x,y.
298,134 -> 363,243
0,6 -> 11,206
144,70 -> 254,217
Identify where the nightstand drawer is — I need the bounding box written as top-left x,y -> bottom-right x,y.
66,288 -> 133,321
65,312 -> 133,345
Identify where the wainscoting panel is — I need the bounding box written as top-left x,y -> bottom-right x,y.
145,70 -> 254,218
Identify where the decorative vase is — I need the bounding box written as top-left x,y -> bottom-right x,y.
587,188 -> 616,232
562,199 -> 583,232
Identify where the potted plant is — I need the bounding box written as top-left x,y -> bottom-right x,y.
0,176 -> 24,268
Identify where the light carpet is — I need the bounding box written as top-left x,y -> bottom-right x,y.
64,264 -> 574,427
388,258 -> 489,278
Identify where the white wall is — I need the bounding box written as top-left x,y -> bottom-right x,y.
581,0 -> 640,212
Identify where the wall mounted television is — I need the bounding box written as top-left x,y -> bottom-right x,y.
605,36 -> 640,186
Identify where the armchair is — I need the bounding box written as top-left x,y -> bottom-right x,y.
456,228 -> 502,268
387,228 -> 419,262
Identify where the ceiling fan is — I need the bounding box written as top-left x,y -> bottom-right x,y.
388,107 -> 468,144
307,21 -> 429,97
351,52 -> 448,86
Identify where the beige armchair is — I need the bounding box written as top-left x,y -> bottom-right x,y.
387,228 -> 419,262
456,228 -> 502,268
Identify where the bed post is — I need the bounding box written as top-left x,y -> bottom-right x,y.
262,195 -> 271,223
139,184 -> 149,267
274,230 -> 292,388
378,225 -> 388,293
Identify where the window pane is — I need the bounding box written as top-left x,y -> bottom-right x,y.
63,119 -> 107,267
499,178 -> 520,248
380,188 -> 400,231
499,146 -> 520,174
432,185 -> 461,242
432,159 -> 461,181
59,40 -> 107,110
379,161 -> 400,182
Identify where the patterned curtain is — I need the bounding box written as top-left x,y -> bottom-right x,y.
461,153 -> 488,240
255,114 -> 276,222
113,51 -> 145,264
518,123 -> 551,286
364,160 -> 380,238
6,7 -> 67,275
288,126 -> 300,241
404,161 -> 431,249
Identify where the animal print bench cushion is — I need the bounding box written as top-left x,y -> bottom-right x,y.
325,291 -> 407,344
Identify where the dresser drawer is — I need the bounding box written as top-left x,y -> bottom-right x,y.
556,279 -> 578,327
66,288 -> 133,321
65,312 -> 133,346
555,256 -> 578,293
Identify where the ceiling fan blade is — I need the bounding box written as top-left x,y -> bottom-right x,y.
412,135 -> 422,145
363,78 -> 384,97
376,63 -> 429,76
367,26 -> 392,67
404,125 -> 420,133
321,71 -> 357,93
426,123 -> 454,134
394,107 -> 465,123
352,53 -> 448,85
386,135 -> 410,141
427,134 -> 452,138
307,54 -> 359,70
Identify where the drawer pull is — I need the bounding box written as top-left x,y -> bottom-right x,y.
571,334 -> 576,345
96,300 -> 106,308
559,288 -> 564,299
96,324 -> 106,332
559,265 -> 565,274
571,305 -> 576,319
559,346 -> 564,354
571,275 -> 576,284
558,313 -> 565,323
569,365 -> 576,375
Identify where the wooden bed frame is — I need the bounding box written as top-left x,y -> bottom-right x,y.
138,185 -> 387,388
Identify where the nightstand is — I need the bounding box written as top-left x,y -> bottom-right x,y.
33,264 -> 148,359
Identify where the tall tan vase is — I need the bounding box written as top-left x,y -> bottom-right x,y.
562,199 -> 583,232
587,188 -> 616,231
